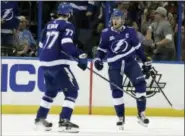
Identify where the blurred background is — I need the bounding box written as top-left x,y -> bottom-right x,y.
1,1 -> 185,61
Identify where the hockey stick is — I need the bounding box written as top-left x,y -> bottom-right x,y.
150,68 -> 183,110
61,50 -> 137,99
61,51 -> 184,110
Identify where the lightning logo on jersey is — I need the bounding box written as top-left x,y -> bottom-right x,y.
2,8 -> 14,21
111,39 -> 128,54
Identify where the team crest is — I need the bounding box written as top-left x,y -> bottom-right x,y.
2,8 -> 14,21
111,39 -> 128,54
123,68 -> 166,98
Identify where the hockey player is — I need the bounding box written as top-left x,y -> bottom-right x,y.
94,9 -> 152,129
35,3 -> 87,133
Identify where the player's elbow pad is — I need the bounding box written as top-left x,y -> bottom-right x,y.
62,43 -> 80,58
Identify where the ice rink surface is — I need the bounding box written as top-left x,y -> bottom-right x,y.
2,115 -> 184,136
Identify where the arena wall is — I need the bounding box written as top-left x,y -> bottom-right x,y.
1,58 -> 184,117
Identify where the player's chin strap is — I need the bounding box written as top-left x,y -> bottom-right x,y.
61,50 -> 176,109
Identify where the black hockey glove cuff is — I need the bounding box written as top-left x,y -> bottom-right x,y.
78,53 -> 88,71
142,57 -> 152,79
94,58 -> 103,71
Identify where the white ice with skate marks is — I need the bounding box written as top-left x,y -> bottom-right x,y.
2,115 -> 184,136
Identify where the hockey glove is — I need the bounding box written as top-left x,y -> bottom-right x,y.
142,57 -> 152,79
94,58 -> 103,71
78,53 -> 88,71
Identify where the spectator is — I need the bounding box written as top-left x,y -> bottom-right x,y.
141,8 -> 155,35
167,12 -> 176,31
1,1 -> 20,56
146,7 -> 176,61
69,1 -> 95,29
127,2 -> 146,31
115,1 -> 129,18
15,16 -> 36,56
129,20 -> 153,56
90,2 -> 105,57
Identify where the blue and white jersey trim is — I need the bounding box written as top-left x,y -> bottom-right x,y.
97,47 -> 107,53
107,43 -> 141,63
135,43 -> 141,50
39,59 -> 71,67
107,47 -> 135,63
61,38 -> 73,44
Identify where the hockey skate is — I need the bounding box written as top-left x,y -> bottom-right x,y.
58,119 -> 79,133
137,112 -> 149,127
34,118 -> 53,131
116,117 -> 125,130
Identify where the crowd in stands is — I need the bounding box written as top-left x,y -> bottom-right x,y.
1,1 -> 185,61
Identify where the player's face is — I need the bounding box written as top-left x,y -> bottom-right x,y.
112,16 -> 123,29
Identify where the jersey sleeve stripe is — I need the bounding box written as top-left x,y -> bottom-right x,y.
61,38 -> 73,44
134,43 -> 141,50
97,47 -> 107,53
40,59 -> 71,66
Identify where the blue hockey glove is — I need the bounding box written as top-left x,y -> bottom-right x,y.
78,53 -> 88,71
142,57 -> 152,79
94,58 -> 103,71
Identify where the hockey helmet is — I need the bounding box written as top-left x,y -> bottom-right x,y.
57,3 -> 73,16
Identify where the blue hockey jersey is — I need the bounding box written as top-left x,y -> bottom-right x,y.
1,1 -> 19,31
39,19 -> 80,67
96,26 -> 147,66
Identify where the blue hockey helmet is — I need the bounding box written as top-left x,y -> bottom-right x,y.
111,9 -> 124,19
57,3 -> 73,16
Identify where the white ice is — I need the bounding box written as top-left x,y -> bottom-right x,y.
2,115 -> 184,136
